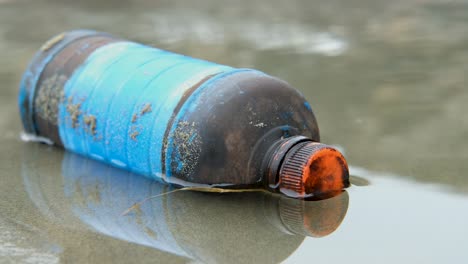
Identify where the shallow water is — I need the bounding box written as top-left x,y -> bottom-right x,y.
1,0 -> 467,263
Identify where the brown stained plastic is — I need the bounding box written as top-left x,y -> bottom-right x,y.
33,35 -> 119,145
167,71 -> 350,198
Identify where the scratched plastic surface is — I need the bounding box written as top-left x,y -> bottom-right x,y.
19,30 -> 325,188
18,30 -> 99,134
19,31 -> 268,182
57,40 -> 233,179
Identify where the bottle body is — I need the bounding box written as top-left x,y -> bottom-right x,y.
19,30 -> 347,196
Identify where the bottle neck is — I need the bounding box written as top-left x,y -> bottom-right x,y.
262,136 -> 312,191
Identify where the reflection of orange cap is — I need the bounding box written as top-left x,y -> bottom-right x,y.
279,142 -> 349,198
278,191 -> 349,237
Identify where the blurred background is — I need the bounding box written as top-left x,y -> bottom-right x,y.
1,0 -> 467,263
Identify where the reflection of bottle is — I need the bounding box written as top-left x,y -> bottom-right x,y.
19,30 -> 349,198
22,144 -> 349,264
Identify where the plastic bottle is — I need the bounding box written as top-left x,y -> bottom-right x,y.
18,30 -> 349,198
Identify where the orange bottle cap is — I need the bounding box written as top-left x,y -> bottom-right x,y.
279,142 -> 349,198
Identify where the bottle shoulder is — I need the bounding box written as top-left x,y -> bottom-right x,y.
164,70 -> 320,186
